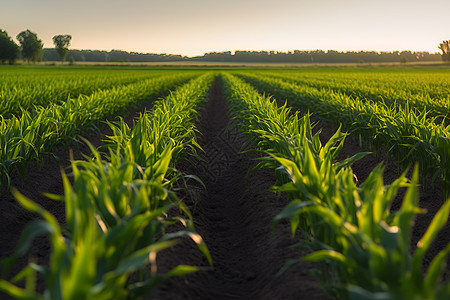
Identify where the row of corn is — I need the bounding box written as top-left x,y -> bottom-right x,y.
234,72 -> 450,195
0,68 -> 183,118
0,72 -> 200,188
243,70 -> 450,119
223,73 -> 450,299
0,73 -> 214,299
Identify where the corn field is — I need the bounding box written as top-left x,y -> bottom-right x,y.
0,66 -> 449,299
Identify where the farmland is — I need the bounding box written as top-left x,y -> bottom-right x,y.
0,65 -> 449,299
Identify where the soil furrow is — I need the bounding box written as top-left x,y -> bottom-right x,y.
151,77 -> 327,299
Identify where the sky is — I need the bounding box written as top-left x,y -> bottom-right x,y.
1,0 -> 448,56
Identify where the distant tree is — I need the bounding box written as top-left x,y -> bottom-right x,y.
52,34 -> 72,63
0,29 -> 19,64
16,30 -> 43,63
438,40 -> 450,62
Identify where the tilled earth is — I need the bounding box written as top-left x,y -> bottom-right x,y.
150,78 -> 328,299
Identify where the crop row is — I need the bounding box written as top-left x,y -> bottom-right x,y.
0,69 -> 185,117
248,69 -> 450,110
0,73 -> 215,299
223,73 -> 450,299
247,70 -> 450,123
0,72 -> 201,187
234,72 -> 450,195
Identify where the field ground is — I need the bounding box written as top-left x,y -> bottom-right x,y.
0,65 -> 449,299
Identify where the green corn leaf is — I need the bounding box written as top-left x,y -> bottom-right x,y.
413,197 -> 450,287
12,189 -> 61,237
336,152 -> 371,171
0,279 -> 42,300
11,220 -> 54,258
270,154 -> 302,183
424,243 -> 450,295
168,265 -> 199,277
303,250 -> 347,264
273,200 -> 314,231
111,240 -> 178,276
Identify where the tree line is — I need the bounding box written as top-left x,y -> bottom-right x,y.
43,49 -> 444,64
192,50 -> 442,63
1,29 -> 449,64
43,49 -> 185,63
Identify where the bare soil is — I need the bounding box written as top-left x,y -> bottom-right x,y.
0,76 -> 448,299
150,78 -> 329,299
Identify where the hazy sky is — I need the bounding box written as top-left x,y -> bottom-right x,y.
1,0 -> 448,56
